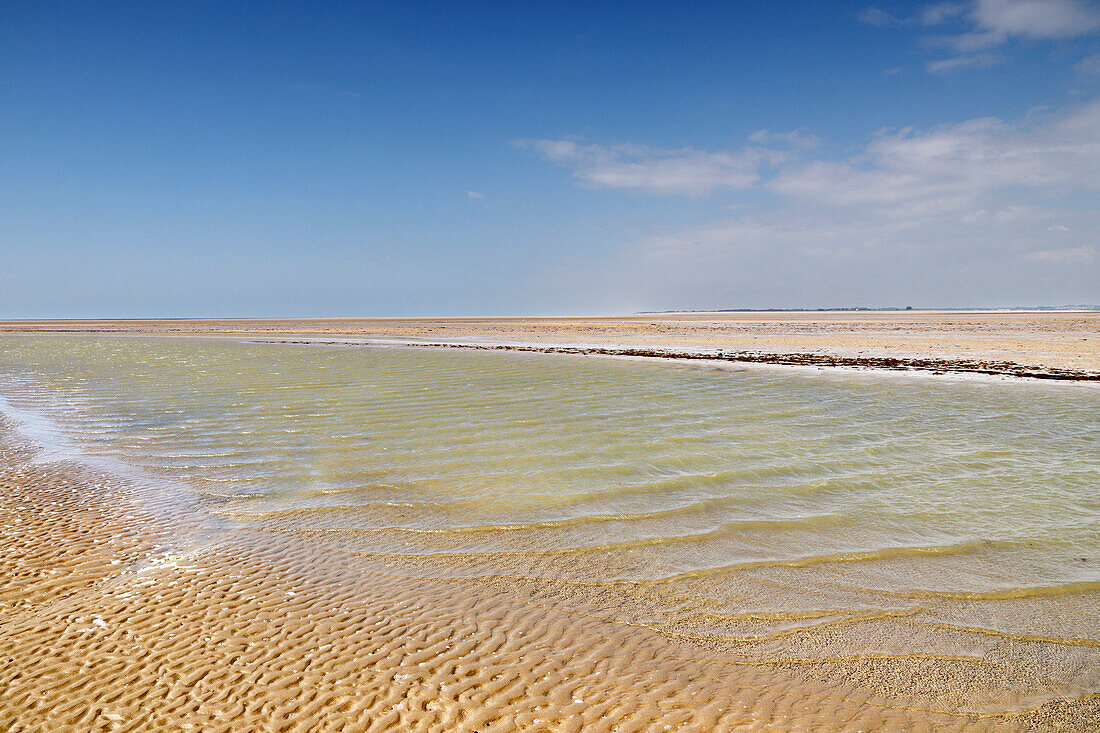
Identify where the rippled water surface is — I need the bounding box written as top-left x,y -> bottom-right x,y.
1,334 -> 1098,712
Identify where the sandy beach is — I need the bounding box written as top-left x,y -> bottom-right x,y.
2,311 -> 1097,379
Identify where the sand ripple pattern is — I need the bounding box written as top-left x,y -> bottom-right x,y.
1,443 -> 1097,731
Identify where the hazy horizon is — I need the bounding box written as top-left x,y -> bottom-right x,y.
4,305 -> 1100,322
3,1 -> 1099,318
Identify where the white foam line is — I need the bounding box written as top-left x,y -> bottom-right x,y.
0,393 -> 84,463
0,391 -> 226,540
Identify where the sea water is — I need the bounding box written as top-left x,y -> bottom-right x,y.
1,334 -> 1097,713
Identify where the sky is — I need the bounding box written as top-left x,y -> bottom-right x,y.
2,0 -> 1099,317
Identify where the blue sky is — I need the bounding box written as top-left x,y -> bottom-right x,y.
2,0 -> 1099,316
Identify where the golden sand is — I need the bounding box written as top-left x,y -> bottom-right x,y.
1,311 -> 1097,374
1,422 -> 1097,731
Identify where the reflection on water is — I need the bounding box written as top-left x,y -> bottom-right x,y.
1,334 -> 1098,713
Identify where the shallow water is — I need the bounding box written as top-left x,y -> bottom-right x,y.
1,334 -> 1098,721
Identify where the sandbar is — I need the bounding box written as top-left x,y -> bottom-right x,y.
2,311 -> 1097,380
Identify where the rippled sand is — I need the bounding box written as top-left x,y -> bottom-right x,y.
2,436 -> 1097,732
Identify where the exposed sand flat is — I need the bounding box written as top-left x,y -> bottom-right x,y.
1,311 -> 1097,378
1,421 -> 1098,732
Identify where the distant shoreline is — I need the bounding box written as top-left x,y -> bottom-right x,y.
3,307 -> 1100,324
2,311 -> 1097,379
637,306 -> 1100,314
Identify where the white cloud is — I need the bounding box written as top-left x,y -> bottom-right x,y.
971,0 -> 1100,39
768,99 -> 1100,216
1025,245 -> 1096,263
747,129 -> 821,150
921,2 -> 968,25
859,7 -> 905,26
527,100 -> 1100,217
926,0 -> 1100,52
528,100 -> 1100,309
866,1 -> 1100,72
467,190 -> 486,199
1077,53 -> 1100,75
518,139 -> 782,196
926,52 -> 999,72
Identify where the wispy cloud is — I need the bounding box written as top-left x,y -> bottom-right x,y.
956,0 -> 1100,47
1025,244 -> 1096,263
747,129 -> 821,150
1077,53 -> 1100,75
921,2 -> 968,25
926,52 -> 999,72
528,99 -> 1100,308
467,190 -> 486,199
859,2 -> 967,27
858,7 -> 906,26
528,100 -> 1100,216
862,0 -> 1100,72
516,139 -> 790,196
768,100 -> 1100,216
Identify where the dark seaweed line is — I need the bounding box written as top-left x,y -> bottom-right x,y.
253,339 -> 1100,382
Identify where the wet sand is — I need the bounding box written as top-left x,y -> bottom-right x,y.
1,419 -> 1098,731
2,311 -> 1097,379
